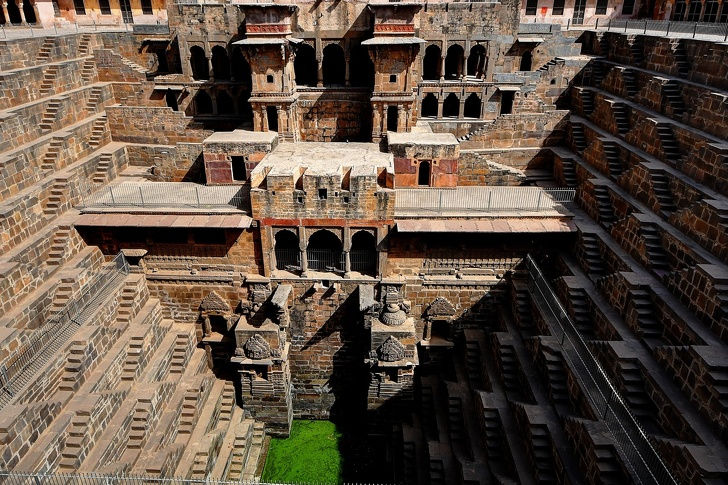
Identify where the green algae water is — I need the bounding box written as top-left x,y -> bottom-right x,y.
261,420 -> 342,484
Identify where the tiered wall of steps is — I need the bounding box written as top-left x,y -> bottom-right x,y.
545,31 -> 728,482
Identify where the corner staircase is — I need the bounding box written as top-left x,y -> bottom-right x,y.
40,98 -> 62,133
39,65 -> 60,96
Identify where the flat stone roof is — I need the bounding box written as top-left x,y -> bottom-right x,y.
255,142 -> 394,177
387,131 -> 459,146
203,129 -> 278,144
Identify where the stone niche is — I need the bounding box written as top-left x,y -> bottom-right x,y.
202,130 -> 278,185
361,285 -> 418,409
231,283 -> 293,436
388,131 -> 460,187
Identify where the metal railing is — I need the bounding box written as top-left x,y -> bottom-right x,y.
0,471 -> 387,485
395,186 -> 574,217
350,249 -> 377,276
275,247 -> 300,271
525,255 -> 678,485
79,183 -> 247,210
545,18 -> 728,41
0,253 -> 129,407
0,20 -> 168,39
307,249 -> 344,273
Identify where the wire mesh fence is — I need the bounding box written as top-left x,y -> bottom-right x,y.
78,183 -> 247,210
525,255 -> 678,485
395,187 -> 574,216
0,253 -> 129,407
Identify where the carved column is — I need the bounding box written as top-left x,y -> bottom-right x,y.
299,227 -> 308,277
345,55 -> 351,87
1,3 -> 10,23
437,99 -> 444,118
462,55 -> 468,79
343,227 -> 351,277
458,95 -> 464,119
440,55 -> 446,82
317,59 -> 323,87
397,105 -> 405,132
17,1 -> 26,24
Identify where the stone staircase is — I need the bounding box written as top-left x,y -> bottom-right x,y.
629,288 -> 663,339
41,138 -> 64,171
561,158 -> 577,186
537,58 -> 559,72
36,37 -> 55,63
513,285 -> 534,333
88,115 -> 108,148
581,88 -> 595,115
629,39 -> 644,66
567,287 -> 594,337
43,177 -> 69,216
649,170 -> 677,215
78,34 -> 92,56
671,40 -> 690,78
464,340 -> 484,390
46,225 -> 72,266
655,124 -> 682,164
618,360 -> 658,433
92,153 -> 113,184
662,81 -> 685,118
593,185 -> 616,227
85,86 -> 103,112
639,224 -> 670,272
542,346 -> 568,406
580,233 -> 606,277
622,68 -> 638,96
603,141 -> 623,177
39,98 -> 62,133
612,103 -> 630,135
571,122 -> 587,152
39,65 -> 60,96
81,59 -> 96,83
528,424 -> 556,482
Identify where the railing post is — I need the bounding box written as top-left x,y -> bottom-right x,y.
536,191 -> 542,210
666,21 -> 670,37
109,187 -> 116,205
139,186 -> 144,206
595,18 -> 599,30
644,20 -> 647,34
195,186 -> 201,207
438,190 -> 443,214
693,22 -> 697,38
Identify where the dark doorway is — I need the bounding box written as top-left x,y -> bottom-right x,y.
350,231 -> 377,277
463,93 -> 481,118
216,91 -> 234,115
442,93 -> 459,118
467,45 -> 487,78
520,50 -> 532,71
211,46 -> 230,80
422,45 -> 441,81
239,94 -> 253,124
500,91 -> 514,115
266,106 -> 278,132
349,44 -> 374,88
444,44 -> 464,79
294,43 -> 317,87
165,89 -> 178,111
322,44 -> 346,86
421,93 -> 437,118
231,156 -> 246,182
195,90 -> 212,115
275,231 -> 300,271
231,48 -> 251,86
386,106 -> 398,132
23,1 -> 36,23
7,0 -> 22,23
190,46 -> 209,81
307,230 -> 343,272
418,160 -> 431,186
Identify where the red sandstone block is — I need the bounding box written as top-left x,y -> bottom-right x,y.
394,158 -> 415,174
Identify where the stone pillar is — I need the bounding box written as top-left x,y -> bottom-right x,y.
458,96 -> 464,119
317,59 -> 323,87
462,55 -> 468,79
372,103 -> 382,141
267,226 -> 277,275
343,227 -> 351,277
32,1 -> 39,24
437,99 -> 444,118
18,1 -> 27,24
299,227 -> 309,277
397,105 -> 405,132
440,55 -> 446,82
1,3 -> 10,23
253,107 -> 263,131
345,55 -> 351,87
262,106 -> 269,132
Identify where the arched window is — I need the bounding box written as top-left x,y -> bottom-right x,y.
211,46 -> 230,80
7,0 -> 21,23
421,93 -> 438,118
520,51 -> 533,71
217,91 -> 234,115
307,230 -> 343,272
322,44 -> 345,86
165,89 -> 178,111
445,44 -> 464,80
294,43 -> 317,87
195,90 -> 212,115
418,160 -> 431,186
422,45 -> 441,81
349,44 -> 374,88
266,106 -> 278,132
672,0 -> 687,19
230,48 -> 251,86
387,105 -> 398,132
442,93 -> 459,118
275,231 -> 300,271
463,93 -> 481,118
350,231 -> 377,277
467,45 -> 487,78
190,46 -> 209,81
23,0 -> 36,23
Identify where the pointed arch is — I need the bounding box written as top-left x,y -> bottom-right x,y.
467,44 -> 487,78
422,44 -> 441,81
294,43 -> 317,87
444,44 -> 464,79
190,46 -> 209,81
210,45 -> 230,80
421,93 -> 437,118
442,93 -> 459,118
322,44 -> 345,86
463,93 -> 481,119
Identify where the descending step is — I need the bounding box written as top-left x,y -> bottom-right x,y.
649,170 -> 678,215
662,81 -> 685,119
85,86 -> 103,112
571,122 -> 587,152
629,288 -> 663,339
78,34 -> 92,56
603,141 -> 623,177
542,346 -> 568,406
618,360 -> 659,434
46,225 -> 72,266
81,59 -> 97,83
39,98 -> 62,133
612,103 -> 630,135
622,68 -> 638,96
593,185 -> 616,227
655,124 -> 683,165
36,37 -> 55,63
581,89 -> 595,115
41,138 -> 64,171
580,233 -> 606,277
39,65 -> 60,96
567,287 -> 594,337
537,58 -> 558,72
629,38 -> 643,66
88,115 -> 108,148
561,158 -> 577,186
639,224 -> 670,272
529,424 -> 556,482
44,177 -> 69,216
92,153 -> 114,184
671,40 -> 690,78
